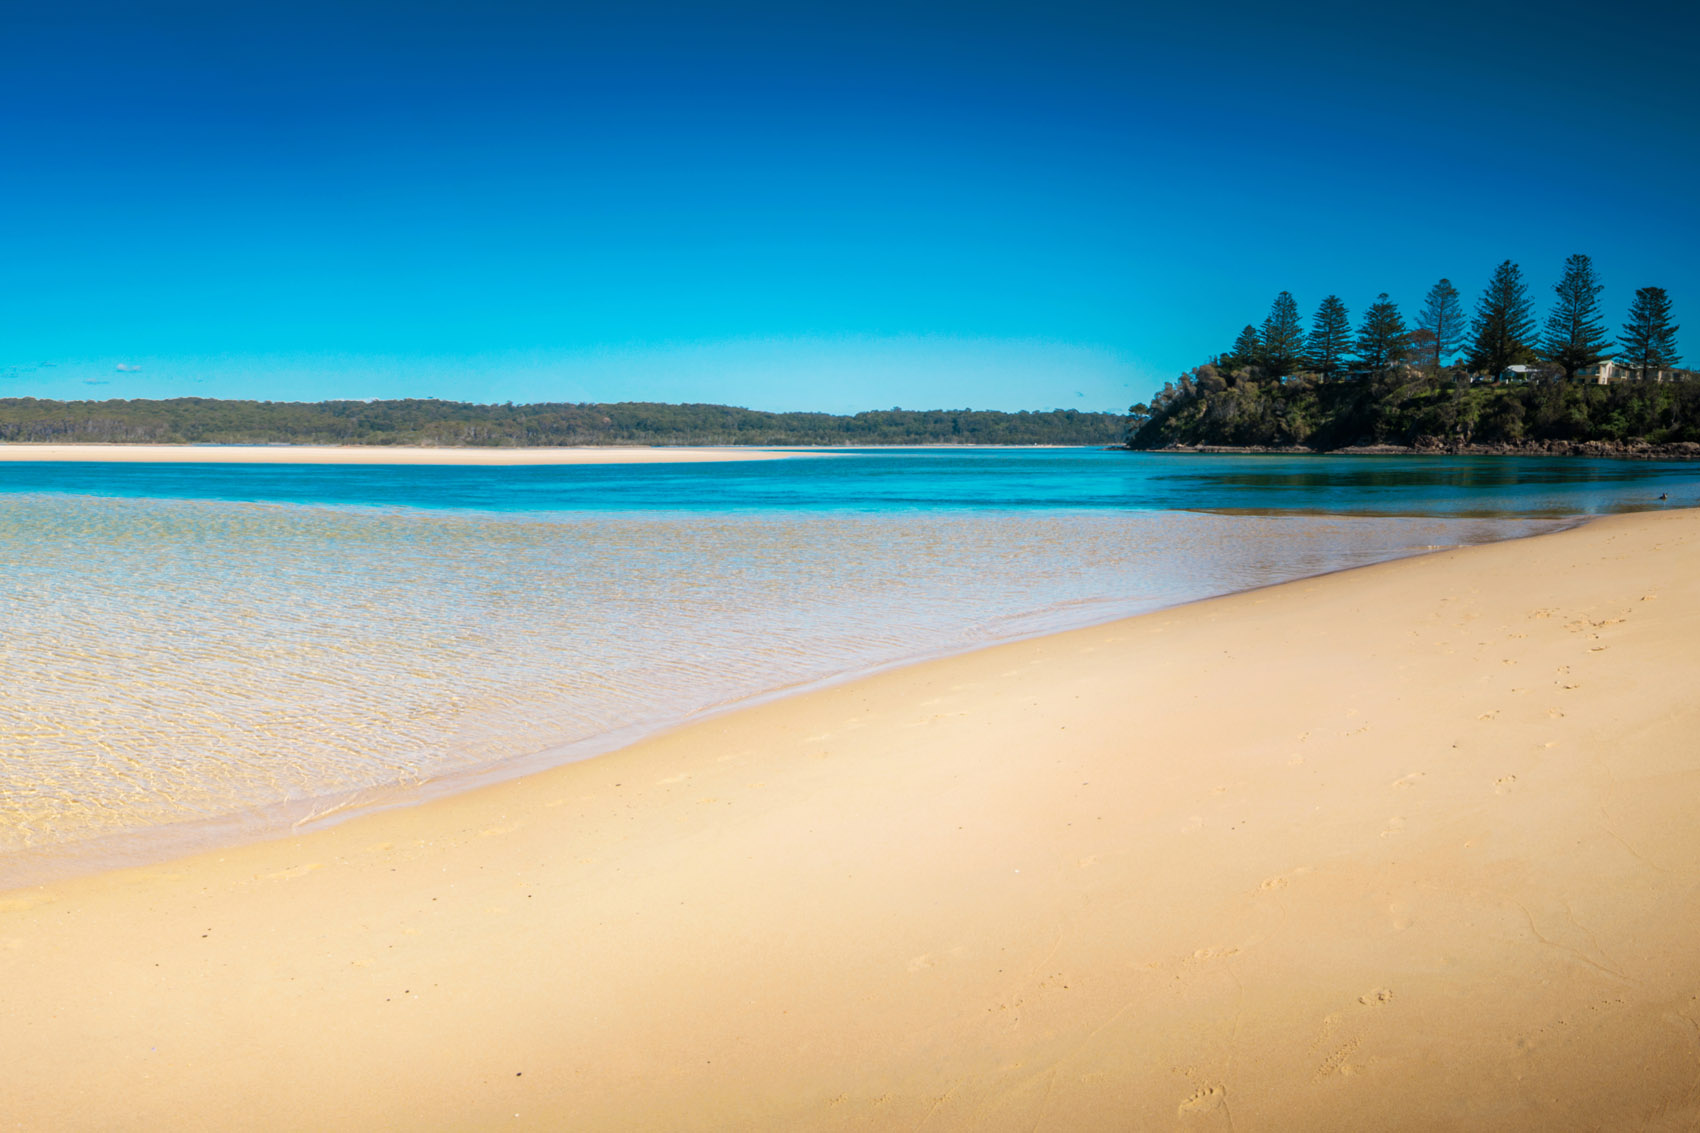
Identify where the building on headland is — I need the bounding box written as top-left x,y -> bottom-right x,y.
1493,364 -> 1557,383
1484,362 -> 1695,384
1577,361 -> 1695,384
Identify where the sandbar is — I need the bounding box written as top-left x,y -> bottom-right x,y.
4,509 -> 1700,1128
0,443 -> 805,464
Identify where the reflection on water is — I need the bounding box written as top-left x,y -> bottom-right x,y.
0,491 -> 1561,867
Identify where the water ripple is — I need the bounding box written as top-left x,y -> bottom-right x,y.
0,494 -> 1557,860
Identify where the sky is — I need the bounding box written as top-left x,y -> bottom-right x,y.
3,0 -> 1696,413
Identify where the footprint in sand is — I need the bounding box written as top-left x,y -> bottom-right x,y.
1391,771 -> 1424,789
1314,1039 -> 1361,1079
1494,775 -> 1518,794
1358,988 -> 1393,1007
1177,1084 -> 1226,1117
1260,876 -> 1288,891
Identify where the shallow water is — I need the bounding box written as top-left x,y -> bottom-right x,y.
0,449 -> 1693,880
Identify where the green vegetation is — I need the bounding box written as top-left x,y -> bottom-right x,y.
1468,261 -> 1540,377
1128,254 -> 1689,453
0,398 -> 1125,447
1129,366 -> 1700,450
1542,253 -> 1610,380
1621,287 -> 1681,378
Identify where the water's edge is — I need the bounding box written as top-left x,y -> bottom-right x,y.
0,513 -> 1578,891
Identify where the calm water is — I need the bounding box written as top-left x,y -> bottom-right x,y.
1,449 -> 1693,882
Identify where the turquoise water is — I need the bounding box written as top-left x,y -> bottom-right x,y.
0,449 -> 1693,882
0,449 -> 1693,515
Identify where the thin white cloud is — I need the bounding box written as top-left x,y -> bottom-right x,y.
115,363 -> 141,372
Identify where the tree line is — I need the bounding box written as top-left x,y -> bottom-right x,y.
1218,255 -> 1679,385
0,398 -> 1126,447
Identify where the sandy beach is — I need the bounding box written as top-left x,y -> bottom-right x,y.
4,508 -> 1700,1129
0,444 -> 804,464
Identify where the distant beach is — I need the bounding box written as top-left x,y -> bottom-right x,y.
0,443 -> 803,464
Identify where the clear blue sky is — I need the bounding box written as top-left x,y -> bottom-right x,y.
3,0 -> 1695,412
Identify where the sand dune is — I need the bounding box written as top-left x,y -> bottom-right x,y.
4,509 -> 1700,1129
0,443 -> 804,464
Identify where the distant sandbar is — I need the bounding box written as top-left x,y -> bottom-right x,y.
0,444 -> 805,465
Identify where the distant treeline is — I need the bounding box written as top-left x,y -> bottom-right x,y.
0,398 -> 1124,447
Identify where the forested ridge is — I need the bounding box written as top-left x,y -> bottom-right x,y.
1128,369 -> 1700,454
0,398 -> 1124,447
1127,253 -> 1694,454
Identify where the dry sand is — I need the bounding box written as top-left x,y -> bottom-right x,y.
0,443 -> 803,464
4,509 -> 1700,1130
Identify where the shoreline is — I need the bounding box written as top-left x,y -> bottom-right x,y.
1129,440 -> 1700,460
0,515 -> 1574,893
0,443 -> 809,464
6,509 -> 1700,1127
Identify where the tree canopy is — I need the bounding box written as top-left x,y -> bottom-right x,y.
1542,253 -> 1611,380
1259,292 -> 1306,377
1619,286 -> 1681,378
1226,325 -> 1263,371
1467,260 -> 1539,377
1355,294 -> 1409,374
1305,295 -> 1352,380
1416,278 -> 1466,372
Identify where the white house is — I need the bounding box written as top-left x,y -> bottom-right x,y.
1578,361 -> 1693,384
1497,365 -> 1544,382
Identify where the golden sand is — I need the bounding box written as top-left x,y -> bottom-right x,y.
0,443 -> 804,464
4,509 -> 1699,1129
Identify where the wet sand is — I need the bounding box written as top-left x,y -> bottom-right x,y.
0,443 -> 804,464
4,509 -> 1699,1129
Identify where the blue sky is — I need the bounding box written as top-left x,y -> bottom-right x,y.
3,0 -> 1696,412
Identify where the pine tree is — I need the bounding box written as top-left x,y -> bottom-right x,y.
1416,278 -> 1466,372
1305,295 -> 1351,380
1618,286 -> 1681,378
1258,293 -> 1303,376
1259,292 -> 1305,377
1468,260 -> 1538,377
1355,293 -> 1409,374
1542,253 -> 1610,379
1227,324 -> 1262,371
